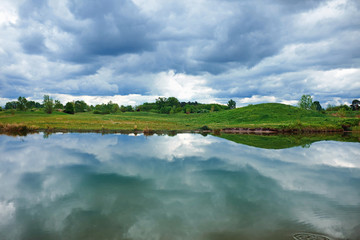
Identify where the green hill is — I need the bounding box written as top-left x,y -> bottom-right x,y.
195,103 -> 359,131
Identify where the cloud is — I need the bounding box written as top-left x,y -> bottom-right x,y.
16,0 -> 157,61
51,93 -> 158,106
0,0 -> 359,106
0,1 -> 18,26
151,70 -> 217,101
20,32 -> 47,54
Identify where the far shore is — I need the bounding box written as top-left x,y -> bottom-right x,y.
1,103 -> 359,136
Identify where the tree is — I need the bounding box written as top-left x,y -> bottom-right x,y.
228,99 -> 236,109
17,96 -> 28,111
160,106 -> 171,114
120,105 -> 127,112
155,97 -> 181,114
311,101 -> 322,111
350,99 -> 359,111
26,100 -> 41,109
43,95 -> 54,114
74,100 -> 88,113
298,95 -> 313,110
5,101 -> 17,110
155,97 -> 167,110
64,102 -> 74,114
54,100 -> 64,109
111,103 -> 120,113
167,97 -> 180,108
126,105 -> 134,112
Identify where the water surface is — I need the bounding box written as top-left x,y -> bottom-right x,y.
0,133 -> 359,240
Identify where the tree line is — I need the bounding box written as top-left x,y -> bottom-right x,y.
298,94 -> 359,112
0,96 -> 237,115
1,94 -> 358,115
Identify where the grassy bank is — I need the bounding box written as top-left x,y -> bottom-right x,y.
1,103 -> 359,133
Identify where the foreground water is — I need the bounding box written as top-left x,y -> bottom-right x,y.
0,133 -> 359,240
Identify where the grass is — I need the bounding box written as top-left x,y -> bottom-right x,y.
194,103 -> 360,131
0,110 -> 199,132
0,103 -> 359,133
216,132 -> 360,149
0,122 -> 39,136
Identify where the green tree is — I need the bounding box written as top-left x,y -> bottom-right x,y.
126,105 -> 134,112
54,100 -> 64,109
350,99 -> 359,111
136,102 -> 157,112
155,97 -> 167,110
17,96 -> 28,111
74,100 -> 88,113
5,101 -> 17,109
43,95 -> 54,114
160,106 -> 171,114
64,102 -> 75,114
337,108 -> 346,117
120,105 -> 127,112
26,100 -> 41,109
311,101 -> 322,111
298,95 -> 313,110
111,103 -> 120,113
227,99 -> 236,109
167,97 -> 180,108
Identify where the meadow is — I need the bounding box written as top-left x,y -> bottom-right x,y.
1,103 -> 359,134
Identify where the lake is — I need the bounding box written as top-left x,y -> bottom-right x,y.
0,133 -> 359,240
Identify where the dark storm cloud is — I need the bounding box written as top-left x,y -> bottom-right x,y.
13,0 -> 359,70
197,2 -> 284,66
66,0 -> 156,57
17,0 -> 156,62
20,32 -> 47,54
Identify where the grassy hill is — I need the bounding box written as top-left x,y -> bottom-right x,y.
0,103 -> 359,133
194,103 -> 359,131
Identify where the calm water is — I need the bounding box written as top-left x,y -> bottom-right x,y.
0,133 -> 359,240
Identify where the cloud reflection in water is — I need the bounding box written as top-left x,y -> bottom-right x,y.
0,133 -> 359,240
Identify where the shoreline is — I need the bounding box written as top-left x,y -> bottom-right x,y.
1,104 -> 359,136
1,125 -> 358,137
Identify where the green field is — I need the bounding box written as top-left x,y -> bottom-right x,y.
1,103 -> 359,133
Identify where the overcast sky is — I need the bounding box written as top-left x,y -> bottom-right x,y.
0,0 -> 359,107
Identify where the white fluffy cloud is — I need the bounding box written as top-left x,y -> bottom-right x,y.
152,70 -> 217,102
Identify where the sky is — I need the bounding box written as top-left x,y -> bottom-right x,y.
0,0 -> 359,107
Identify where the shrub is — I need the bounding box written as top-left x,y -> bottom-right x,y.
64,102 -> 75,114
199,125 -> 211,131
43,95 -> 54,114
298,95 -> 313,110
336,108 -> 346,117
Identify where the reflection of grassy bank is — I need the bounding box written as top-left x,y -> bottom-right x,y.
215,133 -> 360,149
1,103 -> 359,132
